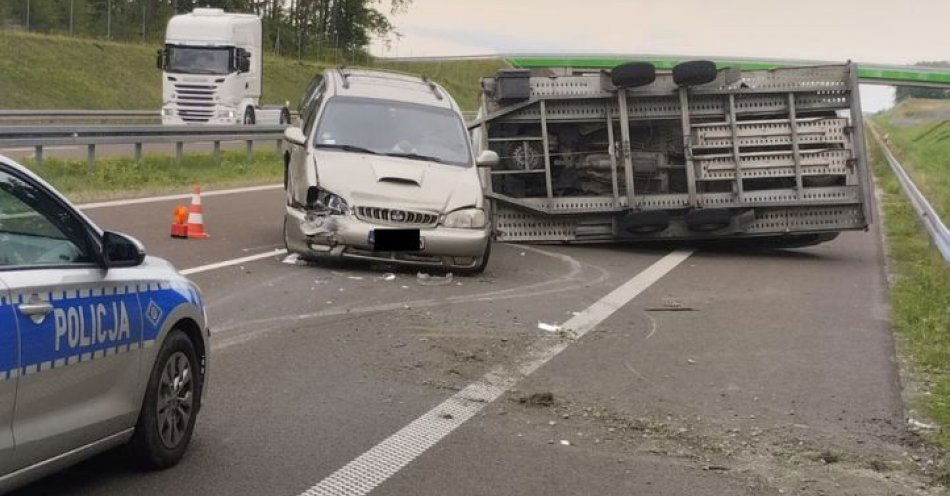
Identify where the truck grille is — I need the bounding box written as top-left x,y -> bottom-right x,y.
174,83 -> 217,123
356,206 -> 438,226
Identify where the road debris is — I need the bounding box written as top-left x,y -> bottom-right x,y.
519,392 -> 555,407
440,413 -> 454,420
281,253 -> 305,265
907,417 -> 938,431
538,322 -> 561,333
381,273 -> 396,281
559,440 -> 571,446
347,276 -> 364,281
417,272 -> 454,286
645,297 -> 695,312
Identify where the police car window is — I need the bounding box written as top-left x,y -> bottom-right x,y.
0,170 -> 93,267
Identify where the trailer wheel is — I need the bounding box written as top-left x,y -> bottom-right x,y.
620,210 -> 670,234
611,62 -> 656,88
243,107 -> 256,125
672,60 -> 718,87
685,208 -> 733,232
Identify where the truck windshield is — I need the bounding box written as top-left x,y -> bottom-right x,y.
313,96 -> 472,167
166,45 -> 232,75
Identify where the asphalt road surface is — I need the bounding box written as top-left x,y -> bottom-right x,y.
11,185 -> 945,496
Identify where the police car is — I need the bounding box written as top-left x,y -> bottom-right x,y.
0,155 -> 208,491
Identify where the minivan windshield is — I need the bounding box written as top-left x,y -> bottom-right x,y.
313,96 -> 472,166
166,45 -> 232,75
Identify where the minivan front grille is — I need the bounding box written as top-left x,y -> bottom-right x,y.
356,206 -> 438,226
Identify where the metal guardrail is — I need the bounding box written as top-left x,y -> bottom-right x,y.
0,124 -> 287,166
868,124 -> 950,263
0,109 -> 161,124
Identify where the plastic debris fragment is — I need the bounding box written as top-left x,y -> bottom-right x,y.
538,322 -> 561,333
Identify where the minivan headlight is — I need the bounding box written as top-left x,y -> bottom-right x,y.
443,208 -> 486,229
310,188 -> 350,215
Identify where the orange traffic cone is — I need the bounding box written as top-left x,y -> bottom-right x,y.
170,204 -> 189,238
185,184 -> 210,239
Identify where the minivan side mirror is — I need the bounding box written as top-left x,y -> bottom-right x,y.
284,126 -> 306,146
102,231 -> 146,267
476,150 -> 499,167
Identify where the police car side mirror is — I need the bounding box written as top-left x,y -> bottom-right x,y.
103,231 -> 146,268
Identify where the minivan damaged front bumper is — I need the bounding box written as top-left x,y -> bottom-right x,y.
284,207 -> 490,269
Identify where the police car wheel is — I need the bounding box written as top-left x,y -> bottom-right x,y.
131,329 -> 200,469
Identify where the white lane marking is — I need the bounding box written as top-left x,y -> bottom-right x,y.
180,248 -> 287,276
297,249 -> 693,496
210,244 -> 607,350
76,183 -> 282,210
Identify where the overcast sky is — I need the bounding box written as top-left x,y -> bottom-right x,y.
369,0 -> 949,111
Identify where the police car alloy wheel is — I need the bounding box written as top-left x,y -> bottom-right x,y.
131,329 -> 201,469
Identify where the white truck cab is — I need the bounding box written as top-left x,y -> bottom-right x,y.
157,8 -> 288,126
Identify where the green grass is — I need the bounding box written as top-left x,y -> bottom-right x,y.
0,30 -> 506,111
875,99 -> 950,221
868,111 -> 950,448
19,150 -> 282,203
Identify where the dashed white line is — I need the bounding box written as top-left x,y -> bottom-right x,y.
179,248 -> 287,276
76,183 -> 282,210
297,249 -> 694,496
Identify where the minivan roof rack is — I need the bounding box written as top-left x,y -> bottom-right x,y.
336,66 -> 350,89
421,75 -> 444,100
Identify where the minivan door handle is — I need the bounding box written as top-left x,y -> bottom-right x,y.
19,296 -> 53,323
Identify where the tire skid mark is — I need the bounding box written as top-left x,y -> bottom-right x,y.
210,245 -> 614,352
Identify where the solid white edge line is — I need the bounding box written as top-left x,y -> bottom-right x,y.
77,183 -> 282,210
298,249 -> 693,496
180,248 -> 287,276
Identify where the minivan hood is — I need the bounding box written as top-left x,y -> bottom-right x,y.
312,150 -> 481,213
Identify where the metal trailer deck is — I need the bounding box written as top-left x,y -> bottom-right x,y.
471,62 -> 870,244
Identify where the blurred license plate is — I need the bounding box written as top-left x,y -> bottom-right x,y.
370,229 -> 421,251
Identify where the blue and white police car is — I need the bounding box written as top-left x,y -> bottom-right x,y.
0,156 -> 209,491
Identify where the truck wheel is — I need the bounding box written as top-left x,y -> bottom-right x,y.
279,108 -> 291,125
611,62 -> 656,88
130,329 -> 200,470
243,107 -> 255,125
673,60 -> 718,87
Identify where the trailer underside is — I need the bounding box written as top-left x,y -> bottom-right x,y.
472,63 -> 872,244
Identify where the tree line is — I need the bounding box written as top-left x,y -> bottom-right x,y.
0,0 -> 410,59
895,61 -> 950,103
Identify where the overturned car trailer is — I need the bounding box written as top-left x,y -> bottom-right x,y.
471,61 -> 871,246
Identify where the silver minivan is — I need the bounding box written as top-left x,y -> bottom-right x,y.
282,68 -> 499,274
0,156 -> 209,492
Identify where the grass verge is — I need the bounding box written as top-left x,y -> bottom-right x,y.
868,133 -> 950,448
0,30 -> 506,111
18,150 -> 282,203
874,99 -> 950,221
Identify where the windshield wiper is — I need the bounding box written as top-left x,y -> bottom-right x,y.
315,143 -> 380,155
383,152 -> 448,164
